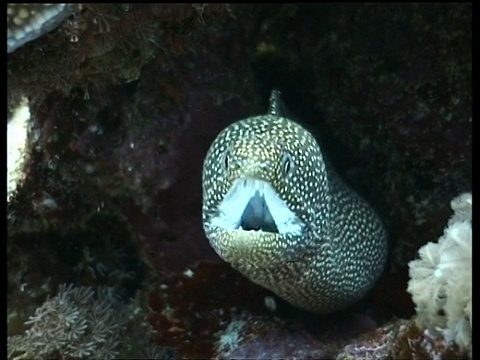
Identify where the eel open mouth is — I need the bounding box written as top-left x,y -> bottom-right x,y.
209,177 -> 303,235
240,191 -> 278,232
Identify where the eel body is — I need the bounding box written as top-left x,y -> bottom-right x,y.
202,91 -> 387,313
8,4 -> 74,53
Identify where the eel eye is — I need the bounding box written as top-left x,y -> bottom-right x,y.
282,151 -> 293,177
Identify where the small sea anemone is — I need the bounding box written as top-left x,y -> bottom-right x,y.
8,284 -> 168,360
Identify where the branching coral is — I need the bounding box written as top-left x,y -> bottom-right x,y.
407,192 -> 472,355
8,284 -> 168,360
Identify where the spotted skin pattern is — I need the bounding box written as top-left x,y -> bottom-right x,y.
7,4 -> 74,53
202,92 -> 387,313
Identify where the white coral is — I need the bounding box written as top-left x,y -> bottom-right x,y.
407,192 -> 472,354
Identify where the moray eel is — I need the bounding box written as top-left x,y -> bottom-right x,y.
7,4 -> 74,54
202,90 -> 388,313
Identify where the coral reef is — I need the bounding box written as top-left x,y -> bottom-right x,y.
408,192 -> 472,355
7,213 -> 146,345
8,4 -> 256,358
8,284 -> 167,359
219,319 -> 329,359
337,317 -> 469,360
148,262 -> 271,358
7,4 -> 255,238
148,261 -> 388,359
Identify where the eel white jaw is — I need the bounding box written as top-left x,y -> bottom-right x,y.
210,177 -> 304,235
